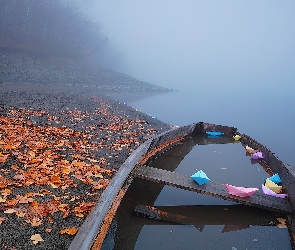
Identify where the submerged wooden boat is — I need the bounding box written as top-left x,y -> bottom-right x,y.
68,122 -> 295,250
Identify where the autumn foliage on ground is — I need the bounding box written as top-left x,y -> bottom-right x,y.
0,97 -> 159,246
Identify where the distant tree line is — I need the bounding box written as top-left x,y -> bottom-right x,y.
0,0 -> 107,57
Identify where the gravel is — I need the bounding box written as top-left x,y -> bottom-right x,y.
0,52 -> 171,249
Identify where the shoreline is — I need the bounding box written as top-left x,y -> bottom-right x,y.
0,81 -> 171,249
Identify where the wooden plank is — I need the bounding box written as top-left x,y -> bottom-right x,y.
134,204 -> 280,226
132,165 -> 292,214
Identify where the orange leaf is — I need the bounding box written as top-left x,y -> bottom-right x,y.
30,200 -> 39,211
0,175 -> 10,188
72,161 -> 85,167
45,228 -> 52,233
5,199 -> 18,207
92,185 -> 104,190
1,188 -> 12,196
48,216 -> 53,224
30,217 -> 42,227
61,167 -> 71,174
60,227 -> 79,235
10,165 -> 19,170
75,213 -> 84,218
0,155 -> 9,163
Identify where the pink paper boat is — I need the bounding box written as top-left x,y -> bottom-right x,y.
225,184 -> 259,197
262,184 -> 287,198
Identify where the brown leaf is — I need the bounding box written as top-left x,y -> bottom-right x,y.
10,165 -> 19,170
0,197 -> 6,202
30,217 -> 42,227
16,195 -> 34,204
4,208 -> 17,214
30,234 -> 44,245
0,217 -> 5,224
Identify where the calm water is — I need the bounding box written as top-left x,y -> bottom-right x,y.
106,88 -> 295,249
110,88 -> 295,166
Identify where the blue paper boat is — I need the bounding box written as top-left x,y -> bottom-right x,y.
191,170 -> 210,185
268,173 -> 282,185
207,135 -> 222,139
206,131 -> 224,136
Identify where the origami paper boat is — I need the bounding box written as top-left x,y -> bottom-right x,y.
250,151 -> 264,160
206,131 -> 224,136
268,173 -> 282,184
245,145 -> 259,154
225,184 -> 259,197
262,184 -> 287,198
265,178 -> 283,194
233,134 -> 241,141
207,135 -> 222,139
191,170 -> 210,185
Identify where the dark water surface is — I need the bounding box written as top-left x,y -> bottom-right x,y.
106,89 -> 294,249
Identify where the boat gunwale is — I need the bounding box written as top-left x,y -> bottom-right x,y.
68,122 -> 295,250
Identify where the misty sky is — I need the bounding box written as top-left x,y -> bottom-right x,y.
87,1 -> 295,91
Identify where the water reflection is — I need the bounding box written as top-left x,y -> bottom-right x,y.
102,134 -> 292,250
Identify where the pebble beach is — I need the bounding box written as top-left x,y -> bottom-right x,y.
0,52 -> 171,249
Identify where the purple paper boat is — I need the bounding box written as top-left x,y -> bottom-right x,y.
262,184 -> 288,198
251,151 -> 264,160
225,184 -> 259,197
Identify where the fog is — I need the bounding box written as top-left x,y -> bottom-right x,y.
85,1 -> 295,92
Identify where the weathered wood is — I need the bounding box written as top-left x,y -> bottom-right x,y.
134,204 -> 280,226
132,165 -> 293,214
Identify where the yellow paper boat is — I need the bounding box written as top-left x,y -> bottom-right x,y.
245,145 -> 259,154
233,135 -> 241,141
265,178 -> 283,194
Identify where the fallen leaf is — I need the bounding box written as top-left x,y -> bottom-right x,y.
10,164 -> 19,170
1,189 -> 12,196
30,234 -> 44,245
0,197 -> 6,202
48,216 -> 53,224
4,208 -> 17,214
75,213 -> 84,218
5,199 -> 18,207
62,167 -> 71,174
45,228 -> 52,233
30,217 -> 43,227
276,217 -> 287,228
60,227 -> 79,235
16,195 -> 34,204
0,217 -> 5,224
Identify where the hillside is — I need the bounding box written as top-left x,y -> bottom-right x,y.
0,49 -> 172,93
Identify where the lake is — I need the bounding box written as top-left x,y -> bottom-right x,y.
110,88 -> 295,166
106,87 -> 295,249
